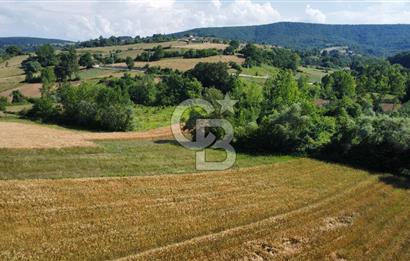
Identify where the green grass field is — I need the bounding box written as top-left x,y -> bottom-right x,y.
298,66 -> 333,83
0,139 -> 293,180
241,64 -> 278,77
0,55 -> 27,92
133,105 -> 175,131
76,40 -> 187,59
4,103 -> 32,113
1,104 -> 174,132
78,68 -> 142,81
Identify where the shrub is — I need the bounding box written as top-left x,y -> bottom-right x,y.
58,83 -> 134,131
27,82 -> 134,131
0,97 -> 7,111
248,103 -> 335,154
97,104 -> 134,131
11,90 -> 25,104
183,48 -> 220,59
229,61 -> 242,72
125,56 -> 134,70
26,97 -> 59,122
189,62 -> 237,93
156,73 -> 203,105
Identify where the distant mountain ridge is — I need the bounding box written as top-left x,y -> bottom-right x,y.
0,37 -> 72,49
172,22 -> 410,56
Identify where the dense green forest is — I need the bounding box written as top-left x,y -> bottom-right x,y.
7,23 -> 410,56
0,37 -> 71,52
172,22 -> 410,56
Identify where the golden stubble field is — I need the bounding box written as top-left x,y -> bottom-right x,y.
111,55 -> 245,72
0,122 -> 175,149
0,158 -> 409,260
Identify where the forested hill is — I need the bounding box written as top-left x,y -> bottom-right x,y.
172,22 -> 410,56
0,37 -> 71,49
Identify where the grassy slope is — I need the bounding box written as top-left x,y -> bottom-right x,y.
298,66 -> 333,83
125,55 -> 244,71
76,40 -> 187,59
76,41 -> 227,59
241,64 -> 278,77
0,55 -> 27,92
0,104 -> 173,132
0,139 -> 293,180
133,105 -> 175,131
0,158 -> 408,260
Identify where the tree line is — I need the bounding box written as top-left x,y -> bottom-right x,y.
77,34 -> 177,48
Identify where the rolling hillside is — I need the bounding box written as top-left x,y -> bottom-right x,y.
172,22 -> 410,56
0,37 -> 71,49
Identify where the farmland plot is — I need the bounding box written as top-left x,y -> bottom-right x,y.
0,159 -> 408,260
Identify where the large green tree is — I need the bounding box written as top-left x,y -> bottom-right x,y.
35,44 -> 58,67
264,69 -> 301,110
356,62 -> 406,98
322,71 -> 356,99
23,60 -> 42,82
55,46 -> 79,81
125,56 -> 134,70
79,52 -> 94,69
41,66 -> 56,97
157,73 -> 203,105
5,45 -> 22,56
189,62 -> 236,93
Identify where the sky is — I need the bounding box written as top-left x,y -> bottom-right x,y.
2,0 -> 410,41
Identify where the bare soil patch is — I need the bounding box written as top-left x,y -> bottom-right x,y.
0,83 -> 42,101
80,124 -> 174,141
245,237 -> 307,260
321,213 -> 355,231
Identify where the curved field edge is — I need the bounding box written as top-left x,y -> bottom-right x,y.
0,158 -> 408,260
0,121 -> 176,150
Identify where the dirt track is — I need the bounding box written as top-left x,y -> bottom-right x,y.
80,124 -> 175,141
0,122 -> 174,149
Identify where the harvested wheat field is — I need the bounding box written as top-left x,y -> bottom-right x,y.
0,122 -> 96,149
0,83 -> 42,101
80,124 -> 175,141
174,42 -> 229,50
113,55 -> 245,71
0,122 -> 174,149
0,159 -> 409,260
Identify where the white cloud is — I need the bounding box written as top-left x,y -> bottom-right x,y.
212,0 -> 222,10
305,5 -> 326,23
3,1 -> 410,41
224,0 -> 281,26
327,3 -> 410,24
143,0 -> 176,9
0,0 -> 282,40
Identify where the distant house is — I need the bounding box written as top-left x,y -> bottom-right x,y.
380,103 -> 401,113
180,35 -> 205,44
314,99 -> 330,107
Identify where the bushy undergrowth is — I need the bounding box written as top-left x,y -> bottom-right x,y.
27,83 -> 134,131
